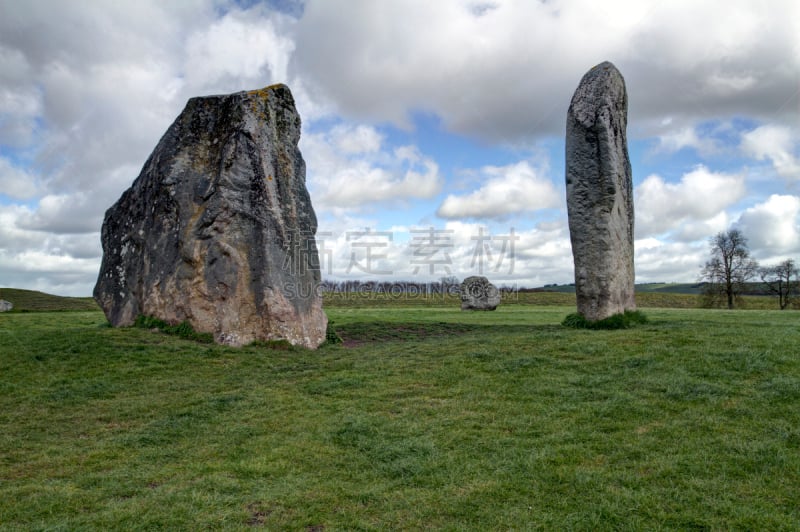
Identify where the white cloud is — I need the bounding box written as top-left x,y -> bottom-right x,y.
0,156 -> 39,199
0,204 -> 40,251
741,125 -> 800,179
295,0 -> 800,141
330,124 -> 382,154
0,44 -> 31,82
634,238 -> 705,283
635,165 -> 746,238
437,161 -> 559,219
654,126 -> 718,156
736,194 -> 800,257
703,73 -> 757,95
303,124 -> 442,210
184,11 -> 295,90
0,204 -> 101,295
0,45 -> 40,146
15,193 -> 102,234
0,248 -> 99,296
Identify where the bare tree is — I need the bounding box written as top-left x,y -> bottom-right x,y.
760,259 -> 799,310
700,229 -> 759,309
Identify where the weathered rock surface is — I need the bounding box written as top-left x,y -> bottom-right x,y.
565,61 -> 636,321
94,84 -> 327,348
0,300 -> 12,312
460,276 -> 501,311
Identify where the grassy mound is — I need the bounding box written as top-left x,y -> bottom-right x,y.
0,288 -> 99,312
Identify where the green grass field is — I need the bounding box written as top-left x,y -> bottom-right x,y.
1,294 -> 799,529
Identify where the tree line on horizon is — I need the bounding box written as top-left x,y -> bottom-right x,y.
700,228 -> 799,310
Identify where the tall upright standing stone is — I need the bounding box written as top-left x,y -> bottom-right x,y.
94,84 -> 327,348
565,62 -> 635,321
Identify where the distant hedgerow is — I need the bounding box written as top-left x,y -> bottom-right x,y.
134,315 -> 214,343
561,310 -> 648,330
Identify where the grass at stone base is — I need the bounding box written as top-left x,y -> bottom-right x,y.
1,306 -> 799,529
134,314 -> 214,343
562,309 -> 650,329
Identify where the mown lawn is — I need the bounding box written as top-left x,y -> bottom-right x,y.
1,304 -> 799,529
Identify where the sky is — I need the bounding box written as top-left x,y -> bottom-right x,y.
0,0 -> 799,296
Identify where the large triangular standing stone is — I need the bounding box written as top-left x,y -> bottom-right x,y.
94,84 -> 327,348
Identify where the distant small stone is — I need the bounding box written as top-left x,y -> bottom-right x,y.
0,300 -> 12,312
460,276 -> 501,311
